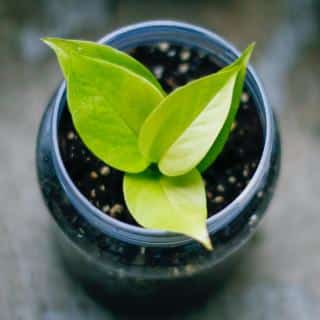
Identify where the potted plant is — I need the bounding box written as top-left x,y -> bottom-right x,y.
36,21 -> 280,309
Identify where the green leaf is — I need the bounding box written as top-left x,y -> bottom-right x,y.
197,43 -> 255,172
124,168 -> 212,250
42,37 -> 164,93
139,65 -> 240,176
65,51 -> 164,173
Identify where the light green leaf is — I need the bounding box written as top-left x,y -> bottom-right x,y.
65,52 -> 164,173
42,37 -> 164,93
124,168 -> 212,250
197,43 -> 255,172
139,65 -> 240,176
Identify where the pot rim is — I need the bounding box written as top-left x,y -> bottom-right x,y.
50,20 -> 275,247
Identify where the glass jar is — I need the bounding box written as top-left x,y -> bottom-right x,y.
36,21 -> 280,309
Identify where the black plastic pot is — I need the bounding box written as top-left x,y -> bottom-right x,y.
36,21 -> 280,310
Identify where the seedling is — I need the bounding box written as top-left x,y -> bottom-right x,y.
43,38 -> 254,249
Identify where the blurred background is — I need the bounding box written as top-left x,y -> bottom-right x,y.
1,0 -> 320,319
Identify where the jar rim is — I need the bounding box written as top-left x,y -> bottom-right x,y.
50,20 -> 275,247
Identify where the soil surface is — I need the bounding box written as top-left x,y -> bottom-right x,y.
59,42 -> 263,225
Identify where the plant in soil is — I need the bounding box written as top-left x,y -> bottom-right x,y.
43,37 -> 255,250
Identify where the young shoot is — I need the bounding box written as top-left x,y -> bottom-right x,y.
43,37 -> 254,250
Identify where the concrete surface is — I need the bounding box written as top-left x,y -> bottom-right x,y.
1,0 -> 320,319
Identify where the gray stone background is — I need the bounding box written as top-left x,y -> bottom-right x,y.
1,0 -> 320,319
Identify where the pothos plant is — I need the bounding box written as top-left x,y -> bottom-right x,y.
43,37 -> 254,250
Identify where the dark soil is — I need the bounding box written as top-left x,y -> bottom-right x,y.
59,42 -> 263,226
